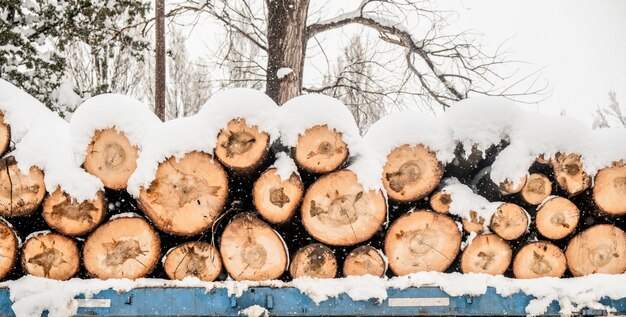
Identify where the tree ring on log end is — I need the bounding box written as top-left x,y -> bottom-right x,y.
289,243 -> 337,279
21,232 -> 79,280
294,125 -> 348,174
382,144 -> 443,202
0,160 -> 45,217
461,234 -> 511,275
253,168 -> 304,224
215,118 -> 269,173
0,220 -> 18,280
385,210 -> 460,275
138,151 -> 229,236
301,170 -> 386,246
566,224 -> 626,276
163,241 -> 222,281
220,213 -> 287,281
490,203 -> 528,241
42,189 -> 106,236
520,173 -> 552,205
513,241 -> 566,279
551,153 -> 591,197
593,161 -> 626,216
84,128 -> 138,190
343,245 -> 386,277
83,217 -> 160,280
535,197 -> 579,240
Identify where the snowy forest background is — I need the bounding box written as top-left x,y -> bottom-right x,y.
1,0 -> 624,131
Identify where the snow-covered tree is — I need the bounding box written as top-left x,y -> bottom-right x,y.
593,91 -> 625,129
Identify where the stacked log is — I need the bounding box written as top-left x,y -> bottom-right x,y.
83,128 -> 138,190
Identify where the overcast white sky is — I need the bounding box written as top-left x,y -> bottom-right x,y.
183,0 -> 626,125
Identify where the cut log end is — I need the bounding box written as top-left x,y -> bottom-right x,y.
220,213 -> 287,281
21,232 -> 79,280
513,241 -> 566,279
461,234 -> 511,275
520,173 -> 552,205
385,210 -> 461,276
535,197 -> 579,240
499,175 -> 527,195
490,203 -> 528,241
0,220 -> 18,280
0,159 -> 46,217
551,153 -> 591,197
289,243 -> 337,279
163,241 -> 222,282
215,118 -> 269,173
42,189 -> 106,236
429,191 -> 451,214
462,210 -> 485,233
382,144 -> 443,202
83,216 -> 161,280
301,170 -> 387,246
138,151 -> 229,236
294,125 -> 348,174
566,224 -> 626,276
343,245 -> 386,277
253,168 -> 304,224
83,128 -> 138,190
593,161 -> 626,216
0,112 -> 9,155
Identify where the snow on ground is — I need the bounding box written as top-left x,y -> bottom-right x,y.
3,273 -> 626,317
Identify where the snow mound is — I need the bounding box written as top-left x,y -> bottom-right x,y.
440,178 -> 503,231
0,79 -> 102,201
271,152 -> 299,180
69,93 -> 161,165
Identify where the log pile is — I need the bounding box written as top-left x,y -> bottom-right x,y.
0,92 -> 625,285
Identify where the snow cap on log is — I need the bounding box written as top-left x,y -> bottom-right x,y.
0,80 -> 102,201
438,178 -> 503,233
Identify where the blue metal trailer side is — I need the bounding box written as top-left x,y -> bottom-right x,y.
1,286 -> 624,316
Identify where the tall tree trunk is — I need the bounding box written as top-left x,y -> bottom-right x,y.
266,0 -> 309,105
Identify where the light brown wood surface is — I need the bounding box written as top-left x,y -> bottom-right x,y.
382,144 -> 443,202
83,216 -> 161,280
490,203 -> 528,241
84,128 -> 139,190
0,158 -> 45,217
535,197 -> 579,240
253,168 -> 304,224
215,118 -> 269,173
343,245 -> 386,277
461,234 -> 511,275
513,241 -> 566,279
163,241 -> 222,281
138,151 -> 229,236
593,161 -> 626,216
0,220 -> 18,280
551,153 -> 591,197
294,125 -> 348,174
301,170 -> 386,246
289,243 -> 337,279
21,232 -> 79,280
566,224 -> 626,276
220,213 -> 288,281
42,189 -> 106,236
385,210 -> 461,276
520,173 -> 552,205
499,175 -> 527,195
429,191 -> 451,214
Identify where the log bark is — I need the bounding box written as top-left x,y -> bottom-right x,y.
42,189 -> 106,236
535,197 -> 579,240
301,170 -> 386,246
551,153 -> 591,197
520,173 -> 552,205
21,232 -> 79,280
385,210 -> 461,275
566,224 -> 626,276
513,241 -> 566,279
0,219 -> 18,280
289,243 -> 337,279
253,167 -> 304,224
138,151 -> 229,236
220,212 -> 288,281
429,191 -> 451,214
294,125 -> 348,174
461,234 -> 511,275
83,128 -> 139,190
0,157 -> 45,217
593,161 -> 626,216
0,112 -> 9,155
83,216 -> 161,279
462,210 -> 485,233
215,118 -> 270,174
382,144 -> 443,202
490,203 -> 528,241
343,245 -> 386,277
163,241 -> 222,282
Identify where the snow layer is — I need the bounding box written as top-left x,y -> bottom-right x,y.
241,304 -> 269,317
0,79 -> 102,201
69,93 -> 161,166
276,67 -> 293,79
440,178 -> 502,231
271,152 -> 299,180
3,273 -> 626,317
